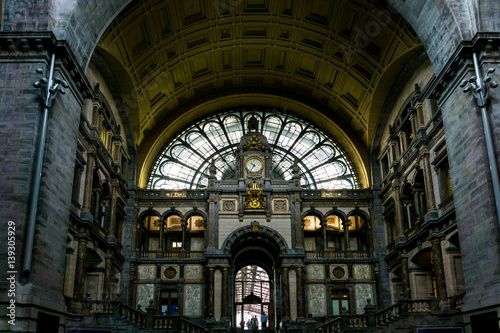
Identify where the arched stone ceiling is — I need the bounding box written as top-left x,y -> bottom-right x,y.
97,0 -> 422,151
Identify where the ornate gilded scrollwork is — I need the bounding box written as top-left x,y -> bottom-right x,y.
243,135 -> 266,150
244,181 -> 266,209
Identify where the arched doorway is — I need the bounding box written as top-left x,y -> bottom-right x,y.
235,265 -> 270,330
225,226 -> 286,331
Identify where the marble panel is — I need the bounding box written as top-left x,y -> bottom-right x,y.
307,264 -> 325,280
137,284 -> 154,310
185,265 -> 203,280
354,264 -> 370,280
308,284 -> 326,316
184,285 -> 202,316
138,264 -> 156,281
355,284 -> 372,314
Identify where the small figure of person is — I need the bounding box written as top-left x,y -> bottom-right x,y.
251,315 -> 258,332
261,312 -> 268,329
240,319 -> 245,331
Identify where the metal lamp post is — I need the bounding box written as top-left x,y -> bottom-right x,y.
460,52 -> 500,229
22,54 -> 69,282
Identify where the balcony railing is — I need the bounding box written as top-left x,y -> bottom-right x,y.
305,250 -> 371,259
137,250 -> 205,259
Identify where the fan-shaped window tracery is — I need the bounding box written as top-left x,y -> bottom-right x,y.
148,109 -> 359,190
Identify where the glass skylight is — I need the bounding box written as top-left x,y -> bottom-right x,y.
147,109 -> 359,190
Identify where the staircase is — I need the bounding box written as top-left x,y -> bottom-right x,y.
314,299 -> 464,333
66,300 -> 207,333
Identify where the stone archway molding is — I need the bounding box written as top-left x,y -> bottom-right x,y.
221,224 -> 289,255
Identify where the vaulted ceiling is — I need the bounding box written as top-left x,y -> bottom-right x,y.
96,0 -> 424,186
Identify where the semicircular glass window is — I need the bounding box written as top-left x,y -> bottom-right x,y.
147,109 -> 359,190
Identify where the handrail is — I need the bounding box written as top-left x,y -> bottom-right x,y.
180,317 -> 208,332
375,302 -> 401,326
315,317 -> 342,332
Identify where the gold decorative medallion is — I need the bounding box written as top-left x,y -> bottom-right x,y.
244,181 -> 266,209
164,266 -> 177,279
332,266 -> 345,279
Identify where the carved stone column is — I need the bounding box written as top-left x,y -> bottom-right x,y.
181,219 -> 187,250
208,196 -> 217,248
73,236 -> 88,303
159,219 -> 165,251
221,267 -> 229,319
92,188 -> 102,223
108,183 -> 118,237
103,257 -> 113,300
321,219 -> 327,251
413,188 -> 422,223
342,220 -> 350,250
281,267 -> 290,320
401,257 -> 411,299
296,267 -> 305,319
81,151 -> 95,213
422,153 -> 437,212
207,267 -> 215,319
409,112 -> 418,138
294,197 -> 303,249
431,238 -> 448,302
393,186 -> 405,236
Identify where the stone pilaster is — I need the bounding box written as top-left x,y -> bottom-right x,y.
103,257 -> 113,300
431,237 -> 448,302
81,151 -> 95,213
159,219 -> 165,250
401,258 -> 411,299
73,236 -> 88,303
421,153 -> 437,212
294,197 -> 303,249
394,186 -> 405,236
342,219 -> 351,250
181,219 -> 187,250
208,197 -> 217,248
321,219 -> 327,250
296,267 -> 305,319
281,267 -> 290,320
207,267 -> 215,319
108,183 -> 118,236
221,267 -> 229,319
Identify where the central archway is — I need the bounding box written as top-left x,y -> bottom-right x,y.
224,225 -> 287,331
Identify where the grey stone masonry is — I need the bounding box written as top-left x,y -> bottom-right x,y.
0,35 -> 93,332
439,49 -> 500,312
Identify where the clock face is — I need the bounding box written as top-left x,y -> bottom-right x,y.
246,158 -> 262,172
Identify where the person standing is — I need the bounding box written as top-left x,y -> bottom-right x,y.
260,312 -> 268,329
251,315 -> 258,332
240,319 -> 245,331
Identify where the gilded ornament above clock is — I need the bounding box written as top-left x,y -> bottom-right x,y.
243,135 -> 266,150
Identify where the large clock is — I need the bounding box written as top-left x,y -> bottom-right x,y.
246,158 -> 263,172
